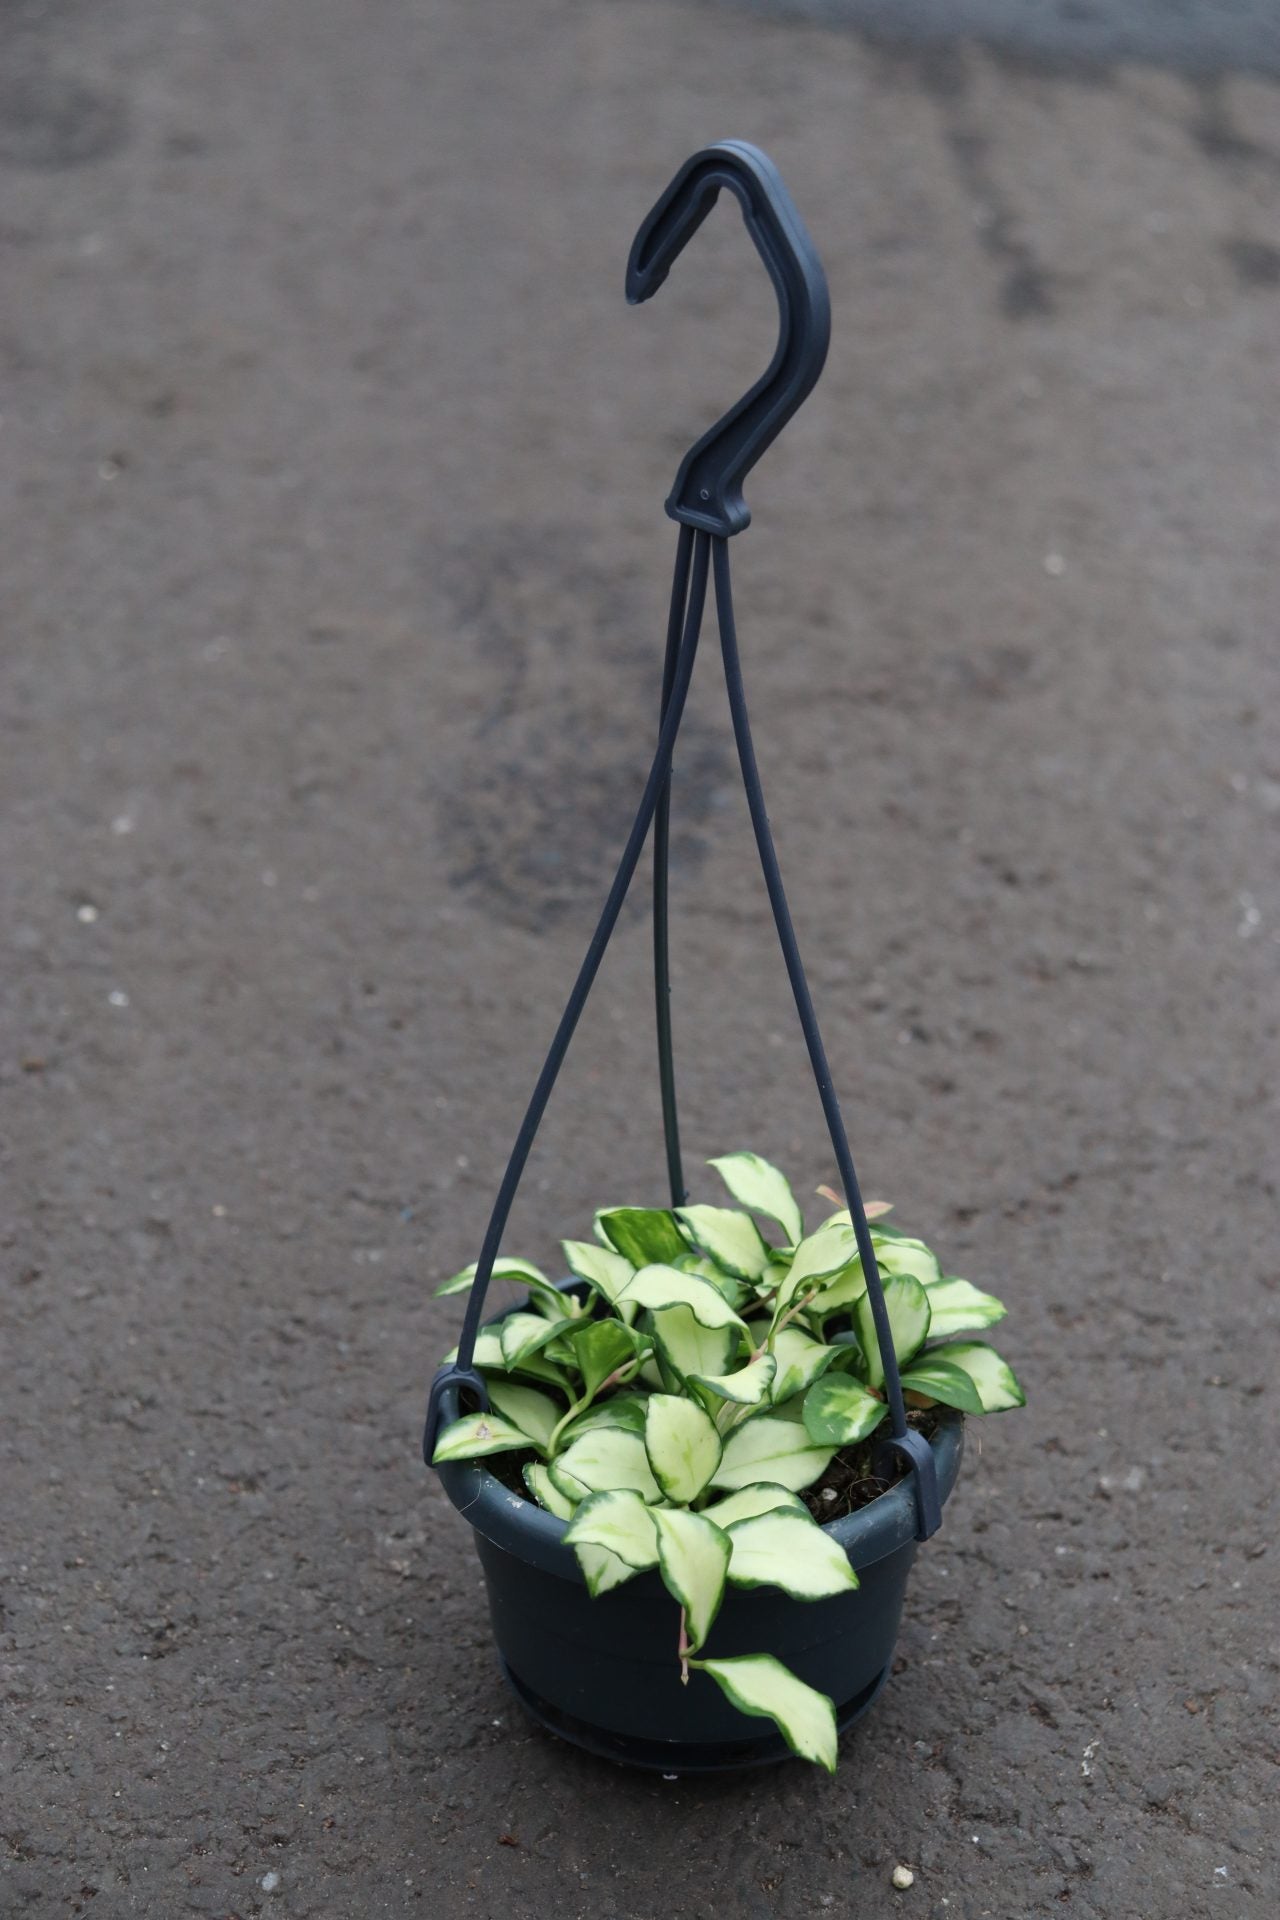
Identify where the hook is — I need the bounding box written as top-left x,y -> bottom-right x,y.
627,141 -> 830,538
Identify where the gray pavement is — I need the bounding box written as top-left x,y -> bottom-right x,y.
2,2 -> 1278,1915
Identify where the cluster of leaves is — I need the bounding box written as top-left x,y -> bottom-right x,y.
433,1152 -> 1023,1769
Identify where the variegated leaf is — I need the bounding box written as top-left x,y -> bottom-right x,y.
675,1205 -> 773,1281
523,1460 -> 577,1518
653,1508 -> 730,1650
920,1275 -> 1007,1336
648,1303 -> 738,1386
561,1238 -> 636,1312
596,1207 -> 688,1268
708,1151 -> 804,1247
713,1414 -> 834,1493
801,1374 -> 887,1446
853,1272 -> 931,1387
770,1328 -> 840,1404
431,1410 -> 530,1464
689,1350 -> 777,1406
691,1654 -> 837,1772
644,1393 -> 722,1503
620,1264 -> 748,1333
726,1509 -> 858,1599
563,1489 -> 659,1570
904,1341 -> 1025,1412
702,1482 -> 807,1528
483,1379 -> 562,1452
552,1427 -> 662,1502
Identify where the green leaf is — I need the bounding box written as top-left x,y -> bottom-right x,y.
690,1350 -> 777,1406
675,1253 -> 750,1309
523,1460 -> 577,1519
713,1414 -> 835,1493
873,1232 -> 943,1288
691,1654 -> 837,1772
563,1489 -> 659,1570
702,1482 -> 808,1528
483,1379 -> 562,1452
802,1375 -> 888,1446
546,1459 -> 593,1504
499,1310 -> 576,1370
726,1509 -> 859,1599
770,1328 -> 840,1403
431,1409 -> 531,1465
675,1205 -> 773,1281
853,1272 -> 932,1387
708,1152 -> 804,1247
653,1508 -> 730,1651
557,1393 -> 647,1444
576,1543 -> 642,1597
920,1276 -> 1007,1336
907,1341 -> 1026,1412
811,1259 -> 868,1313
648,1304 -> 738,1386
643,1394 -> 722,1503
596,1207 -> 689,1267
620,1264 -> 748,1333
551,1427 -> 662,1502
561,1238 -> 636,1311
564,1318 -> 641,1398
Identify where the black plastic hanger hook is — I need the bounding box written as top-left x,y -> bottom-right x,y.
626,140 -> 831,539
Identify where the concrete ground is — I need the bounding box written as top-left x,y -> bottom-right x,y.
2,1 -> 1278,1914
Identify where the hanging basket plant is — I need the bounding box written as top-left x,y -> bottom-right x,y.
424,143 -> 1025,1774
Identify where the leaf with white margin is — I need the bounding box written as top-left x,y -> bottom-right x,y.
435,1256 -> 563,1318
523,1460 -> 577,1519
447,1329 -> 567,1388
702,1482 -> 807,1529
431,1410 -> 531,1464
708,1151 -> 804,1248
562,1238 -> 636,1312
644,1393 -> 722,1503
596,1207 -> 688,1267
773,1221 -> 858,1317
483,1379 -> 562,1452
712,1414 -> 835,1493
620,1264 -> 748,1333
653,1508 -> 730,1650
689,1350 -> 777,1406
802,1375 -> 888,1446
551,1427 -> 662,1502
726,1509 -> 859,1599
771,1328 -> 840,1403
905,1341 -> 1025,1412
557,1393 -> 647,1444
564,1489 -> 659,1570
691,1654 -> 837,1772
853,1272 -> 931,1387
919,1276 -> 1007,1337
872,1232 -> 943,1288
648,1303 -> 738,1386
499,1311 -> 576,1370
675,1205 -> 773,1281
577,1543 -> 641,1597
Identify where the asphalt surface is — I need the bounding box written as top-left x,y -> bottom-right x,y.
2,2 -> 1278,1916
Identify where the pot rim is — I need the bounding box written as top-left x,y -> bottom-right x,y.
433,1382 -> 963,1580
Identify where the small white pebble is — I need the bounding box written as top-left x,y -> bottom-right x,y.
821,1487 -> 838,1503
76,904 -> 99,924
107,989 -> 129,1008
212,1204 -> 227,1218
1043,551 -> 1066,577
260,1869 -> 280,1892
892,1864 -> 915,1889
111,813 -> 135,835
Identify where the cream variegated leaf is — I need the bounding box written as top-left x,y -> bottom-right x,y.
708,1152 -> 804,1247
713,1415 -> 834,1493
563,1489 -> 660,1570
675,1205 -> 774,1281
653,1508 -> 730,1651
643,1393 -> 722,1503
726,1510 -> 858,1599
692,1654 -> 837,1772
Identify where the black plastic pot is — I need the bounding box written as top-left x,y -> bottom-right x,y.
435,1374 -> 964,1774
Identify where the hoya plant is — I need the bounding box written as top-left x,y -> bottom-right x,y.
432,1151 -> 1024,1770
